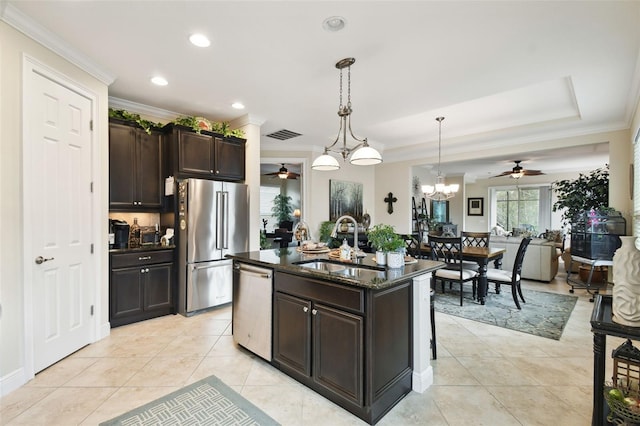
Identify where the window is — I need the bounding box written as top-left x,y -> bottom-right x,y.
259,186 -> 281,232
491,185 -> 551,234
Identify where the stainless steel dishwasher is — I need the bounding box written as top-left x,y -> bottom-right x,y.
232,263 -> 273,361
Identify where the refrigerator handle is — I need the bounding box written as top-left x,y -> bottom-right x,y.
222,191 -> 229,249
215,191 -> 222,250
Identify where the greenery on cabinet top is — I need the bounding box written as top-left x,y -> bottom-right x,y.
108,108 -> 245,138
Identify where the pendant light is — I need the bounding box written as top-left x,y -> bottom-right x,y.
422,117 -> 459,200
312,58 -> 382,171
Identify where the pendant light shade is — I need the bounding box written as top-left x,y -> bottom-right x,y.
311,151 -> 340,171
311,57 -> 382,171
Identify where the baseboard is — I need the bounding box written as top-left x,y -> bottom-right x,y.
0,367 -> 27,397
99,321 -> 111,340
412,365 -> 433,393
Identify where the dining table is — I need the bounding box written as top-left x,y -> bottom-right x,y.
420,243 -> 506,305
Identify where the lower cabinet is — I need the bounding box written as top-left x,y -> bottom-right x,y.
110,249 -> 174,327
273,271 -> 411,424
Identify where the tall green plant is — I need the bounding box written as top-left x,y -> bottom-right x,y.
552,165 -> 610,226
271,194 -> 293,224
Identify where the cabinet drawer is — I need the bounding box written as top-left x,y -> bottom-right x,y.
275,272 -> 364,313
111,250 -> 174,268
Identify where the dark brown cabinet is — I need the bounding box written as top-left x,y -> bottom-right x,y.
273,271 -> 409,424
109,120 -> 162,210
110,249 -> 174,327
165,124 -> 245,181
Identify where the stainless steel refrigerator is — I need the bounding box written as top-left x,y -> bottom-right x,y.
176,178 -> 249,316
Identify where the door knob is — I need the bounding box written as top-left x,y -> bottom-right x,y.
35,256 -> 54,264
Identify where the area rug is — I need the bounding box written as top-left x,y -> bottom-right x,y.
100,375 -> 280,426
433,287 -> 578,340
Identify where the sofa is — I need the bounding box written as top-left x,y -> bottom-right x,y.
489,236 -> 560,282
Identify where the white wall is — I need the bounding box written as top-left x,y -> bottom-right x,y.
0,22 -> 109,393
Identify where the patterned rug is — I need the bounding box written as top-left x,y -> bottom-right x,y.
100,375 -> 280,426
433,287 -> 578,340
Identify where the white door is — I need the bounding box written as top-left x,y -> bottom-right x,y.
25,69 -> 94,373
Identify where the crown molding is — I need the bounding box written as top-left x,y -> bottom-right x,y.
108,96 -> 180,121
230,114 -> 266,128
1,3 -> 116,85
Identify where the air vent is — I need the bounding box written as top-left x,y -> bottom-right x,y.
265,129 -> 302,141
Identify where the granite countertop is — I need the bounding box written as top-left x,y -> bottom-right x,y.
109,245 -> 176,254
226,248 -> 444,290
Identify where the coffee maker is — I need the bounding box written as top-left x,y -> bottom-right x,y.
110,219 -> 130,249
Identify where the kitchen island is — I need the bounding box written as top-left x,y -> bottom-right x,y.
227,248 -> 444,425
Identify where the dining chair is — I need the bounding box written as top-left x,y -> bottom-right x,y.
430,287 -> 437,359
399,233 -> 421,258
461,231 -> 491,271
485,237 -> 532,309
428,236 -> 478,306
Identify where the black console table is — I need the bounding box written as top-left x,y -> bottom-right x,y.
591,294 -> 640,425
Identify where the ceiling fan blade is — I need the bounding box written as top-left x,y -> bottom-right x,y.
491,170 -> 514,178
522,169 -> 545,176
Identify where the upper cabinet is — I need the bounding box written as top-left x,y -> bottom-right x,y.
164,124 -> 246,181
109,119 -> 163,211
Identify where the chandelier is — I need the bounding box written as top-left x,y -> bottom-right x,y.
422,117 -> 459,200
311,58 -> 382,171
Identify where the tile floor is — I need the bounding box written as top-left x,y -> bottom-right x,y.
0,267 -> 622,425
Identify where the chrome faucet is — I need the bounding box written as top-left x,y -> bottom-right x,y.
330,215 -> 361,257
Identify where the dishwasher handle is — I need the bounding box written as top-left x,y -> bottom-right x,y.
235,264 -> 272,279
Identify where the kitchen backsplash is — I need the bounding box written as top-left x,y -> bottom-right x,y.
108,212 -> 160,228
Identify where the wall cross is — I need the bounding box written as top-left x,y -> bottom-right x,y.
384,192 -> 397,214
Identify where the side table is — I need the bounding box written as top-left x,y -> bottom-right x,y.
591,294 -> 640,425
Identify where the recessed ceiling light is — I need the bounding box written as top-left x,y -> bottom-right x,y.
151,76 -> 168,86
189,33 -> 210,47
231,102 -> 245,110
323,16 -> 346,32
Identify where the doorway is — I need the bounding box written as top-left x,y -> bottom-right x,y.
22,57 -> 98,375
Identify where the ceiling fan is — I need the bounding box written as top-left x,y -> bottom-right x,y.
264,164 -> 300,180
492,160 -> 545,179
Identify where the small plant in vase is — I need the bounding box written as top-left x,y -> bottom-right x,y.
367,224 -> 405,266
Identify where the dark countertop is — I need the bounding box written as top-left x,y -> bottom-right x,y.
226,248 -> 444,290
109,245 -> 176,254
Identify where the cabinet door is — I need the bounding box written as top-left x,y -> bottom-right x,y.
214,137 -> 245,180
110,267 -> 143,320
313,303 -> 364,405
137,129 -> 162,209
143,262 -> 173,311
178,131 -> 213,176
109,123 -> 136,209
274,292 -> 311,377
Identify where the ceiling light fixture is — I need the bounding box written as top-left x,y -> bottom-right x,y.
312,57 -> 382,171
322,16 -> 346,32
277,164 -> 289,179
422,117 -> 459,200
189,33 -> 210,47
231,102 -> 245,110
150,76 -> 168,86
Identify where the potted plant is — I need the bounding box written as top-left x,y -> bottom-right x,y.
271,194 -> 293,227
552,164 -> 610,227
318,221 -> 336,244
367,224 -> 405,266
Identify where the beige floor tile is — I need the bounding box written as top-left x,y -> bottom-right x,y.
377,390 -> 449,426
124,355 -> 203,387
63,357 -> 151,387
157,334 -> 219,357
7,387 -> 115,425
457,356 -> 540,386
79,385 -> 180,426
240,384 -> 305,426
25,357 -> 98,387
431,357 -> 481,386
488,385 -> 591,425
431,385 -> 521,425
188,354 -> 254,386
0,386 -> 55,425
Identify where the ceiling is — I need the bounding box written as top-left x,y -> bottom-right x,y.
4,1 -> 639,179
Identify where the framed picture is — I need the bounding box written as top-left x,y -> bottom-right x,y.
329,180 -> 364,223
430,200 -> 449,223
468,197 -> 484,216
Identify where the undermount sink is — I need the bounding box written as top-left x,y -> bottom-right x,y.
296,260 -> 348,273
294,259 -> 385,278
